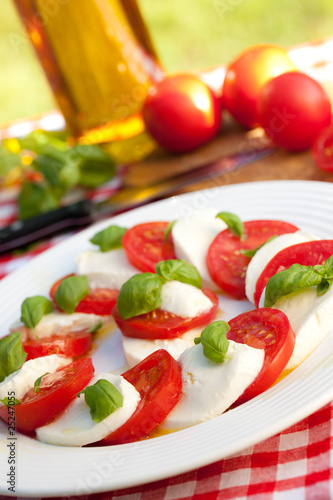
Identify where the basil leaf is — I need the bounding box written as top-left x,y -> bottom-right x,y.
164,220 -> 176,242
78,379 -> 123,423
317,279 -> 332,296
88,321 -> 103,333
34,372 -> 50,393
18,181 -> 60,220
90,225 -> 127,252
156,259 -> 202,289
264,263 -> 323,307
0,332 -> 27,383
73,145 -> 115,188
324,255 -> 333,278
194,321 -> 230,364
55,275 -> 90,314
0,397 -> 21,406
216,212 -> 244,238
21,296 -> 54,329
240,235 -> 278,258
117,273 -> 163,319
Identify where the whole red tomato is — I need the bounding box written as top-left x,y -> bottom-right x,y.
257,72 -> 332,151
222,44 -> 296,129
311,125 -> 333,171
142,74 -> 222,153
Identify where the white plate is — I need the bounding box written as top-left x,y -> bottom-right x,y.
1,180 -> 333,498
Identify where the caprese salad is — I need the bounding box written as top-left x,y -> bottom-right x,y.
0,206 -> 332,447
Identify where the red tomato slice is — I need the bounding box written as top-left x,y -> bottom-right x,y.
206,220 -> 298,300
227,308 -> 295,405
254,240 -> 333,307
112,289 -> 219,339
122,221 -> 176,273
50,274 -> 118,315
0,358 -> 94,433
100,349 -> 182,445
22,330 -> 92,360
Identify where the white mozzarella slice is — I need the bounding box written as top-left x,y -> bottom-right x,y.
161,280 -> 213,318
171,208 -> 227,289
36,372 -> 140,446
259,285 -> 333,371
75,248 -> 138,290
245,231 -> 319,304
161,340 -> 264,430
122,327 -> 202,367
0,355 -> 72,403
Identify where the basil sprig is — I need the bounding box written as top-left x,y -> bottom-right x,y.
164,220 -> 176,242
264,256 -> 333,307
216,212 -> 244,238
0,332 -> 27,383
78,379 -> 123,423
0,397 -> 21,406
55,275 -> 90,314
34,372 -> 50,393
194,321 -> 230,363
90,225 -> 127,252
156,259 -> 201,289
240,235 -> 278,258
21,296 -> 54,330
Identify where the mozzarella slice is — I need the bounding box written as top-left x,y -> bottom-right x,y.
161,280 -> 213,318
171,208 -> 227,289
76,248 -> 138,290
259,285 -> 333,370
36,372 -> 140,446
160,340 -> 264,430
245,231 -> 318,304
0,355 -> 72,403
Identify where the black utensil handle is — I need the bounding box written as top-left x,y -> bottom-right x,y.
0,199 -> 93,254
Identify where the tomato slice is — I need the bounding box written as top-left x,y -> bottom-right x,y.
112,289 -> 219,339
122,221 -> 176,273
254,240 -> 333,307
22,330 -> 92,360
50,274 -> 119,315
0,358 -> 94,433
99,349 -> 182,445
227,308 -> 295,405
206,220 -> 298,300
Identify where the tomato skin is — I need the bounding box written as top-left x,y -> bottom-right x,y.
257,72 -> 332,151
222,44 -> 296,129
112,289 -> 219,339
254,240 -> 333,308
207,220 -> 298,300
311,124 -> 333,172
142,74 -> 222,153
22,330 -> 92,360
100,349 -> 182,445
0,358 -> 94,433
228,308 -> 295,405
122,221 -> 176,273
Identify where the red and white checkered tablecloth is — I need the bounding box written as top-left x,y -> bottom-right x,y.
2,37 -> 333,500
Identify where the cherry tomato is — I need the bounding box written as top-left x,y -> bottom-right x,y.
142,74 -> 222,153
228,308 -> 295,405
257,72 -> 332,151
254,240 -> 333,308
112,289 -> 218,339
311,124 -> 333,171
122,221 -> 176,273
206,220 -> 298,300
222,44 -> 296,129
0,358 -> 94,433
100,349 -> 182,444
22,330 -> 92,360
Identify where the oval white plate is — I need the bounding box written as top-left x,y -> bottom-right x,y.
1,180 -> 333,498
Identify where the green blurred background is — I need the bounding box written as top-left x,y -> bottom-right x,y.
1,0 -> 333,123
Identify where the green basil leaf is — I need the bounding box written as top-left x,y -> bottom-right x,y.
21,296 -> 54,329
164,220 -> 176,242
264,263 -> 323,307
117,273 -> 163,319
55,275 -> 90,314
216,212 -> 244,238
317,279 -> 332,296
34,372 -> 50,393
194,321 -> 230,364
78,379 -> 123,423
324,255 -> 333,278
73,145 -> 115,188
88,321 -> 103,333
156,259 -> 202,289
0,397 -> 21,406
240,235 -> 278,258
0,332 -> 27,383
18,181 -> 60,220
90,225 -> 127,252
